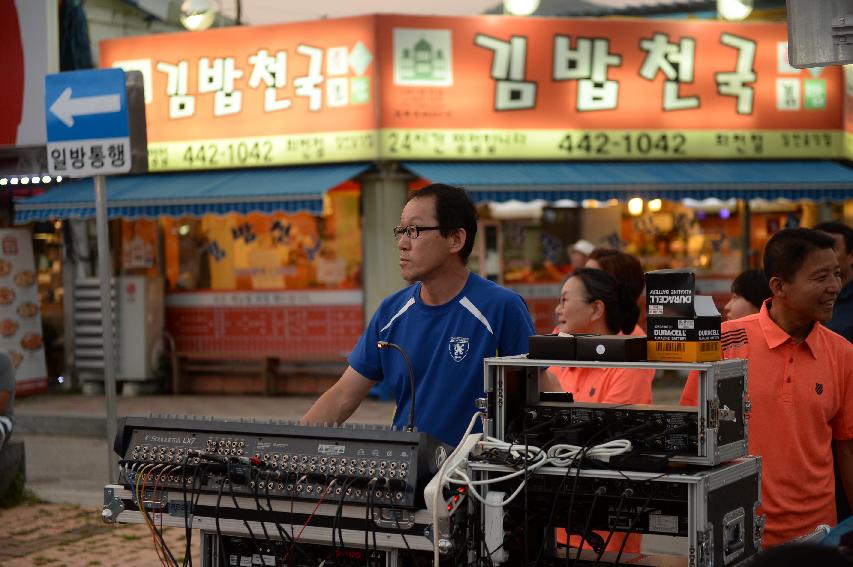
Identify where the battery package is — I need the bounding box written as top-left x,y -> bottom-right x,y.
575,334 -> 647,362
646,269 -> 722,362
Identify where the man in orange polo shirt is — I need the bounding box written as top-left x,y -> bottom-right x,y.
681,228 -> 853,547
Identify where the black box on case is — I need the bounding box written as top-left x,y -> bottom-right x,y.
575,335 -> 647,362
528,334 -> 579,360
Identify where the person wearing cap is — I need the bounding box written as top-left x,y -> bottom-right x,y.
569,239 -> 595,270
680,228 -> 853,546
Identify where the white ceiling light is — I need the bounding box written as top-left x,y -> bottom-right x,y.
42,176 -> 51,183
717,0 -> 753,21
504,0 -> 541,16
20,177 -> 29,185
0,179 -> 7,186
10,178 -> 18,185
180,0 -> 219,31
31,176 -> 39,183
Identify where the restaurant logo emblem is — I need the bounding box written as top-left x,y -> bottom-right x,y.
393,28 -> 453,86
449,336 -> 469,362
804,79 -> 827,110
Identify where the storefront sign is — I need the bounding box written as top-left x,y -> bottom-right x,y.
377,15 -> 842,160
100,15 -> 843,169
0,228 -> 48,394
101,16 -> 379,171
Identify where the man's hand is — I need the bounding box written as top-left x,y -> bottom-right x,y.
299,366 -> 376,427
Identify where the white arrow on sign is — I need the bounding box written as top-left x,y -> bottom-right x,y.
49,87 -> 121,128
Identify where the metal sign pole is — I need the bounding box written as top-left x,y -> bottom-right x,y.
95,174 -> 119,483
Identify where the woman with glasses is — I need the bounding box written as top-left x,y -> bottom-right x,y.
547,268 -> 654,403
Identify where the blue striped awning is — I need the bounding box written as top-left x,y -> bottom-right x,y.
403,161 -> 853,202
14,163 -> 370,223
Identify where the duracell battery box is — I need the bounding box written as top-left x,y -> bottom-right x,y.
645,269 -> 722,362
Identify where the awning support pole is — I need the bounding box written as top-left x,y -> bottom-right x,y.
95,174 -> 118,484
740,198 -> 752,272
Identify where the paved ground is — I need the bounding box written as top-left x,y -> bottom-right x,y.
1,378 -> 686,564
2,392 -> 396,566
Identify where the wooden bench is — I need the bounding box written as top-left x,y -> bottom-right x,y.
173,352 -> 280,395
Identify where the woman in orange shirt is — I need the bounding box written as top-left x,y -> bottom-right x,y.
547,268 -> 654,403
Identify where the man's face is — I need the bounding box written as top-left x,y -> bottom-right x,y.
724,293 -> 759,321
397,195 -> 457,283
774,247 -> 842,323
824,232 -> 852,284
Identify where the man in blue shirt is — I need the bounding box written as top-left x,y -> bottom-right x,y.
301,184 -> 535,446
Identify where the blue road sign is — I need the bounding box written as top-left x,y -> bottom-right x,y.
45,68 -> 131,176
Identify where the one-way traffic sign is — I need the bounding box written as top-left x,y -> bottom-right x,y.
49,88 -> 122,128
45,68 -> 131,177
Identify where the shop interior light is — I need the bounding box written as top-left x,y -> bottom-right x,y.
719,208 -> 732,219
54,220 -> 63,229
627,197 -> 644,216
0,178 -> 7,186
581,199 -> 600,208
10,178 -> 18,185
178,224 -> 191,236
56,176 -> 63,182
30,176 -> 39,183
717,0 -> 753,21
503,0 -> 541,16
180,0 -> 220,31
42,176 -> 51,183
20,177 -> 29,185
648,198 -> 663,212
552,199 -> 579,208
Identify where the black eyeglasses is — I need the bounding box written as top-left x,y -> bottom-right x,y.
393,225 -> 457,241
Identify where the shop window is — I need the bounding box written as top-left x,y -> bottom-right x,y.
160,187 -> 362,292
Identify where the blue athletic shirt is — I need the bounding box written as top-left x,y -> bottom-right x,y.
348,272 -> 535,446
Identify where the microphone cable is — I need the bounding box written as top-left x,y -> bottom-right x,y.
377,341 -> 417,431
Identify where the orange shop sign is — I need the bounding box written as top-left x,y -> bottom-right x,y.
100,16 -> 379,171
100,15 -> 843,171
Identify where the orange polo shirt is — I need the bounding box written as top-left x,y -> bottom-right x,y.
680,302 -> 853,546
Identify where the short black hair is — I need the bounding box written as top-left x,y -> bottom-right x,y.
763,228 -> 837,282
588,248 -> 645,303
571,268 -> 639,335
815,221 -> 853,254
731,269 -> 771,310
408,183 -> 478,262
